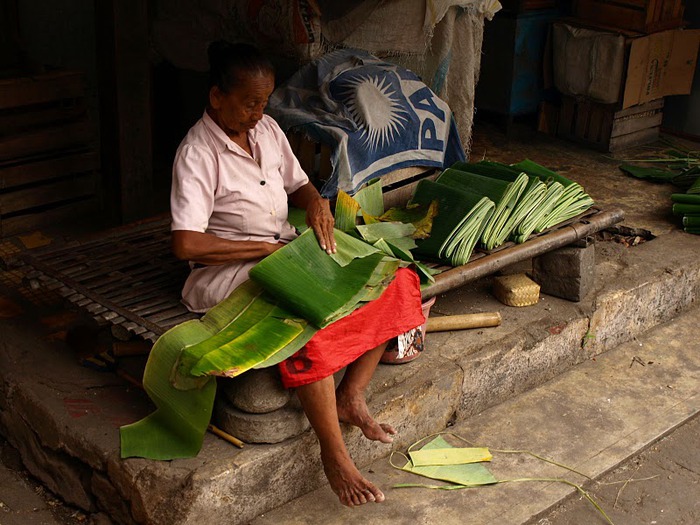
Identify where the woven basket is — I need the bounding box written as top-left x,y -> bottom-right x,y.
493,274 -> 540,307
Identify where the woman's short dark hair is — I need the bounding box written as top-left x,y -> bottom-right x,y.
207,41 -> 274,93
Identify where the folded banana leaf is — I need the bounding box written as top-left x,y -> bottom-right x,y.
672,203 -> 700,216
671,193 -> 700,205
249,228 -> 400,328
436,168 -> 527,250
410,179 -> 495,265
396,435 -> 497,487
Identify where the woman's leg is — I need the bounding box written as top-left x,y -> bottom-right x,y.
296,375 -> 385,507
335,342 -> 397,443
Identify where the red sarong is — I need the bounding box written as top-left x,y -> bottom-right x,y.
278,267 -> 425,388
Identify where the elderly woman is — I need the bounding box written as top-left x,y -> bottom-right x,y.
170,41 -> 424,507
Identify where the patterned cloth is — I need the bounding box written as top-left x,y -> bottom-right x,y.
267,48 -> 466,198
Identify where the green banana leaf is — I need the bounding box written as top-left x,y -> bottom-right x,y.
357,222 -> 417,243
619,164 -> 678,182
379,201 -> 439,239
120,318 -> 218,459
249,229 -> 399,328
354,178 -> 384,219
287,206 -> 308,233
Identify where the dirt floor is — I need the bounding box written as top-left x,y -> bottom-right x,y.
533,413 -> 700,525
0,436 -> 89,525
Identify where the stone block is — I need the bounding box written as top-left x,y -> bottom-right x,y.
218,368 -> 291,414
213,398 -> 310,444
532,242 -> 595,302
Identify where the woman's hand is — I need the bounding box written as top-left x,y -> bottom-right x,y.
290,182 -> 337,254
306,196 -> 336,254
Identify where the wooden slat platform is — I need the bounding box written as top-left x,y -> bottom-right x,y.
15,207 -> 624,344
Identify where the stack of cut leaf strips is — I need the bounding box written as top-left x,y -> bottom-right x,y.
410,160 -> 594,265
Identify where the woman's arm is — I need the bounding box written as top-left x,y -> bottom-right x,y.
172,230 -> 282,265
289,182 -> 336,254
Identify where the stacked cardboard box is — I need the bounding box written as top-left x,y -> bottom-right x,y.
543,1 -> 700,151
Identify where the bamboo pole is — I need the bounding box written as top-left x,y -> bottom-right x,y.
421,207 -> 624,300
426,312 -> 501,332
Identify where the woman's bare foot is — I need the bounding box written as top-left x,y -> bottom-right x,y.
336,389 -> 397,443
322,450 -> 385,507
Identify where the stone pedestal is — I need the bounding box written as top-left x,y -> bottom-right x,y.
214,368 -> 308,444
532,238 -> 595,302
219,368 -> 291,414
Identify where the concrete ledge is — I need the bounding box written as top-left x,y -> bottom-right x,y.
1,232 -> 699,524
251,301 -> 700,524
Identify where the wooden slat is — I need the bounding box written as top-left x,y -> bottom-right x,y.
0,152 -> 98,190
614,98 -> 664,118
0,121 -> 93,162
0,172 -> 96,215
610,110 -> 663,137
0,197 -> 99,238
609,126 -> 660,151
0,71 -> 84,110
573,0 -> 684,32
0,101 -> 87,135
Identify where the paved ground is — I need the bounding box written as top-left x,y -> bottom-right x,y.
248,302 -> 700,525
0,437 -> 83,525
536,414 -> 700,525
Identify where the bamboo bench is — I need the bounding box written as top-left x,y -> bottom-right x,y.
14,206 -> 623,343
7,202 -> 623,443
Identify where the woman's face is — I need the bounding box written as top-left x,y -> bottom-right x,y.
209,71 -> 275,138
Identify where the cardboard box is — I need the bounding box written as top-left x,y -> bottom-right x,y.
553,21 -> 700,109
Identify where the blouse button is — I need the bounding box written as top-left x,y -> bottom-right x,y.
274,233 -> 281,240
260,180 -> 266,186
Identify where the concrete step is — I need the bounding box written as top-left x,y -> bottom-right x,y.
251,297 -> 700,525
0,231 -> 699,525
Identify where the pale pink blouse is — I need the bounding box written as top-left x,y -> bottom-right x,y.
170,111 -> 309,312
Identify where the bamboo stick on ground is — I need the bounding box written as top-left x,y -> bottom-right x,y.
426,312 -> 501,332
208,424 -> 245,448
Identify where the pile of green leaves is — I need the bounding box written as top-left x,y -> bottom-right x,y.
618,141 -> 700,235
672,176 -> 700,235
408,159 -> 594,265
